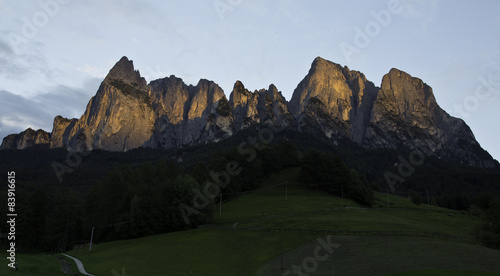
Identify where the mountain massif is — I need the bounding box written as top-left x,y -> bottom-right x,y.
2,56 -> 496,168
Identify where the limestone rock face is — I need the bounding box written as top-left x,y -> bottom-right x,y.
55,56 -> 155,151
289,57 -> 378,143
294,97 -> 347,140
146,77 -> 233,149
258,83 -> 295,129
1,56 -> 496,167
105,56 -> 148,89
149,75 -> 191,125
50,116 -> 77,148
229,81 -> 293,131
364,68 -> 494,167
288,57 -> 495,166
0,128 -> 50,149
230,81 -> 260,130
0,135 -> 17,149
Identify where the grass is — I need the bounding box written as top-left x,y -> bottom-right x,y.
258,235 -> 500,276
216,168 -> 479,239
0,252 -> 77,275
388,271 -> 500,276
70,229 -> 319,275
60,167 -> 499,275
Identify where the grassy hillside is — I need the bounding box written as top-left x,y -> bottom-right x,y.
65,168 -> 499,276
258,235 -> 500,275
215,168 -> 479,239
69,229 -> 318,275
0,252 -> 80,275
390,272 -> 500,276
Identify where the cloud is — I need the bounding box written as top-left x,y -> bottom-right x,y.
77,64 -> 107,79
0,34 -> 53,86
0,0 -> 7,12
0,36 -> 32,79
399,0 -> 440,36
0,39 -> 13,55
0,84 -> 92,141
0,90 -> 53,140
32,85 -> 93,118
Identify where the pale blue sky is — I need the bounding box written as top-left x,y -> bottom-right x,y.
1,0 -> 499,160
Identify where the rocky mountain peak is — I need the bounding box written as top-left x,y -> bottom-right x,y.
289,57 -> 352,117
45,56 -> 156,152
228,80 -> 293,130
381,68 -> 437,110
149,75 -> 190,124
104,56 -> 148,89
311,56 -> 343,72
265,84 -> 281,100
289,56 -> 378,143
268,83 -> 278,93
232,80 -> 248,95
145,75 -> 232,149
0,128 -> 50,150
364,67 -> 495,167
1,56 -> 495,167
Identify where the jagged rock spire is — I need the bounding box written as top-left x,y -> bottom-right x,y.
104,56 -> 147,89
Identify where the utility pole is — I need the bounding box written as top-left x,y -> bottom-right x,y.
89,226 -> 95,252
285,181 -> 288,200
280,236 -> 284,270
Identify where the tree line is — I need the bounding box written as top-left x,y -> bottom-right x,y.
1,129 -> 499,252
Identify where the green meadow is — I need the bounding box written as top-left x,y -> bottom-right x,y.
61,168 -> 499,275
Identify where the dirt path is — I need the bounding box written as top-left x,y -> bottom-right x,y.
62,253 -> 95,276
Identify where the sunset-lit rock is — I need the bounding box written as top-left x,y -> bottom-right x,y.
1,56 -> 495,167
